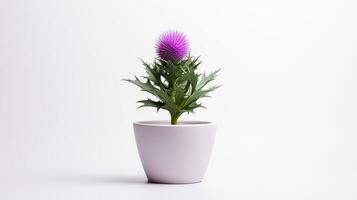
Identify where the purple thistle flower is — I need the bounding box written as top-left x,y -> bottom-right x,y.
156,31 -> 189,62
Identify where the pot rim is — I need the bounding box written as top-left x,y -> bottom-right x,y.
134,120 -> 216,127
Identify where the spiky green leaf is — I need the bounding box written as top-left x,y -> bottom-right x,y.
124,56 -> 221,124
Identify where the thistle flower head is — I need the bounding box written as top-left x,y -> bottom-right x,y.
156,31 -> 189,62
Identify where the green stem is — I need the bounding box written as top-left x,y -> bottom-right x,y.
170,113 -> 180,125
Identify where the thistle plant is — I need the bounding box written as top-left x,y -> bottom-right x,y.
125,31 -> 220,125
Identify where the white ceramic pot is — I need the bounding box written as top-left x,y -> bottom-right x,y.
133,120 -> 216,184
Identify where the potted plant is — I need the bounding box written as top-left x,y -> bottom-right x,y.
124,31 -> 220,184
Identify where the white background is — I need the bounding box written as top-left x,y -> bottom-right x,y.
1,0 -> 357,199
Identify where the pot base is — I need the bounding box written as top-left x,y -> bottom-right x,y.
148,179 -> 202,184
